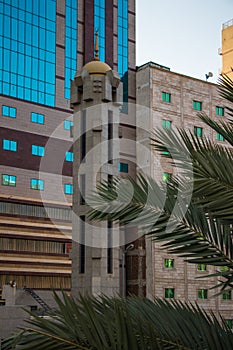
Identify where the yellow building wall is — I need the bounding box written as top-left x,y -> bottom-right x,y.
222,19 -> 233,80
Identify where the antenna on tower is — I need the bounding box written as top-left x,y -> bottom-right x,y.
94,30 -> 100,61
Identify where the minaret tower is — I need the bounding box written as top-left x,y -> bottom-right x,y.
70,33 -> 123,296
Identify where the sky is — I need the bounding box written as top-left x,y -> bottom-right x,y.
136,0 -> 233,83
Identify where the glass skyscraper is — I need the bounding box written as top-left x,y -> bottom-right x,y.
0,0 -> 132,106
0,0 -> 136,296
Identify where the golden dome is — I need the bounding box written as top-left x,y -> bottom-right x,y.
83,60 -> 111,76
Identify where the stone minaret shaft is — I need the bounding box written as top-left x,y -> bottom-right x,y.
70,55 -> 123,296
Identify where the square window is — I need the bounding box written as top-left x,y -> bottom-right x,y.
162,119 -> 171,130
32,144 -> 45,156
193,100 -> 202,111
164,258 -> 174,268
2,174 -> 16,186
197,264 -> 206,271
216,106 -> 224,116
221,266 -> 229,272
2,105 -> 17,118
194,127 -> 203,137
64,183 -> 73,195
65,151 -> 73,162
162,172 -> 172,183
64,119 -> 74,130
3,139 -> 17,152
118,162 -> 128,173
198,289 -> 208,299
162,92 -> 171,103
222,291 -> 231,300
162,150 -> 170,156
31,112 -> 45,124
226,319 -> 233,329
164,288 -> 174,299
30,178 -> 44,190
216,133 -> 224,141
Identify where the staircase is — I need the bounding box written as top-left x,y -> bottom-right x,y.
23,287 -> 51,312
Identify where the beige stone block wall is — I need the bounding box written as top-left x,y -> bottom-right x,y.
137,63 -> 233,319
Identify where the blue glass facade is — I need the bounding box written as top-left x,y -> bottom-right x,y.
64,0 -> 77,99
118,0 -> 128,78
118,0 -> 128,109
0,0 -> 56,106
94,0 -> 105,62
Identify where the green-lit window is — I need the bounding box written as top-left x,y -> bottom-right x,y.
222,291 -> 231,300
194,127 -> 203,137
193,100 -> 202,111
31,112 -> 44,125
64,120 -> 74,130
65,151 -> 73,162
226,319 -> 233,329
198,289 -> 208,299
164,258 -> 174,268
162,92 -> 171,103
118,162 -> 128,173
162,150 -> 170,156
165,288 -> 174,299
2,105 -> 16,118
216,133 -> 224,141
32,145 -> 44,157
162,119 -> 171,129
2,174 -> 16,187
162,172 -> 172,183
216,106 -> 224,116
221,266 -> 230,272
3,139 -> 17,152
30,179 -> 44,191
64,183 -> 73,195
197,264 -> 206,271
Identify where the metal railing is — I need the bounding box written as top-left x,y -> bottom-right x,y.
223,18 -> 233,30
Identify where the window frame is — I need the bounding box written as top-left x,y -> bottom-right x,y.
118,162 -> 129,173
31,144 -> 45,157
222,290 -> 231,300
65,151 -> 74,162
162,172 -> 172,183
216,106 -> 224,116
197,289 -> 208,300
216,132 -> 224,141
64,183 -> 73,195
2,105 -> 17,118
164,287 -> 174,299
30,178 -> 44,191
194,126 -> 203,137
164,258 -> 174,269
64,119 -> 74,130
31,112 -> 45,125
2,174 -> 17,187
3,139 -> 17,152
193,100 -> 202,111
162,91 -> 171,103
162,119 -> 171,130
197,264 -> 207,272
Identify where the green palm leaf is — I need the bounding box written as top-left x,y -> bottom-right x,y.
3,293 -> 233,350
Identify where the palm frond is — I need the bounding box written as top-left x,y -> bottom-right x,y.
151,126 -> 233,220
3,293 -> 233,350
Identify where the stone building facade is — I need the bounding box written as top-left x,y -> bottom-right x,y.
136,61 -> 233,323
